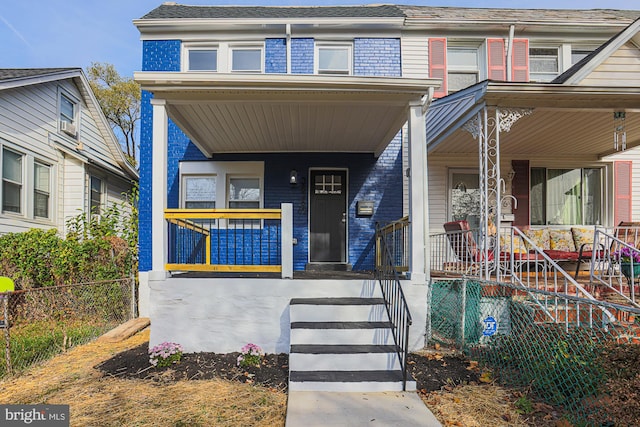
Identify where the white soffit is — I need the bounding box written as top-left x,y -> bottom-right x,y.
136,73 -> 439,156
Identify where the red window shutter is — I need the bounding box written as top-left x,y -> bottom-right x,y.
429,38 -> 447,98
511,39 -> 529,82
487,39 -> 506,81
615,161 -> 633,225
511,160 -> 530,227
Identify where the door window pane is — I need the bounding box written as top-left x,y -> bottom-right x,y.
184,176 -> 216,209
231,49 -> 261,72
2,148 -> 22,214
189,49 -> 217,71
34,162 -> 50,218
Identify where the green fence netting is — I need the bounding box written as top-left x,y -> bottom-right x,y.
428,278 -> 640,425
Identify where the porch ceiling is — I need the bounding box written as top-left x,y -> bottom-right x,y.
135,72 -> 439,157
427,82 -> 640,160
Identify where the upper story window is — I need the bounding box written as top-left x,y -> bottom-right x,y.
316,43 -> 352,75
447,45 -> 480,93
231,47 -> 262,73
2,148 -> 23,214
571,49 -> 593,65
34,162 -> 51,219
59,92 -> 78,137
184,43 -> 264,73
529,47 -> 559,82
188,48 -> 218,71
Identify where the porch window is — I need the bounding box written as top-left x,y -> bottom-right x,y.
228,177 -> 261,226
231,48 -> 262,73
316,43 -> 352,75
183,176 -> 216,209
2,148 -> 23,214
188,49 -> 218,71
450,171 -> 480,229
34,161 -> 51,219
529,48 -> 559,82
530,167 -> 602,226
447,46 -> 480,93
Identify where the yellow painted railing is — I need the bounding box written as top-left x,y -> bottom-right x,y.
164,208 -> 282,273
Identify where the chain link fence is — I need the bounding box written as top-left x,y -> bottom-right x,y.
428,278 -> 640,425
1,278 -> 135,378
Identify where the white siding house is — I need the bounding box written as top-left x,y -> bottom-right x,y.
0,68 -> 138,236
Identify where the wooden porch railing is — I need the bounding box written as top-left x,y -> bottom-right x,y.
165,208 -> 283,273
375,216 -> 409,275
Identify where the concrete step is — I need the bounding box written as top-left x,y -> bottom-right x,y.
290,298 -> 387,322
289,370 -> 416,392
290,321 -> 393,345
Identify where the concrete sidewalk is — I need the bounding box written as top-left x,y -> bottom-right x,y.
285,391 -> 442,427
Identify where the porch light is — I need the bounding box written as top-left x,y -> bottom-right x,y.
506,168 -> 516,183
289,169 -> 298,185
614,111 -> 627,151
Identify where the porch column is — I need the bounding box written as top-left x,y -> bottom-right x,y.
408,102 -> 429,282
151,99 -> 168,278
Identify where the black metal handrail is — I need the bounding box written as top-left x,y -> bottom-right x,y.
375,224 -> 413,391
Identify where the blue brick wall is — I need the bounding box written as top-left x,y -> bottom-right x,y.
291,38 -> 314,74
214,138 -> 403,271
354,38 -> 401,77
265,38 -> 287,73
142,40 -> 181,72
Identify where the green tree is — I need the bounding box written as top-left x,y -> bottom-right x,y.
87,62 -> 140,167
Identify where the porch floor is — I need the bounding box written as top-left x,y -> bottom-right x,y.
170,270 -> 375,280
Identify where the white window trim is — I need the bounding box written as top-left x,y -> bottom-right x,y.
0,141 -> 57,224
314,42 -> 353,75
1,147 -> 24,216
57,88 -> 80,139
183,44 -> 219,72
89,174 -> 105,219
229,45 -> 264,73
529,45 -> 561,82
182,42 -> 264,73
33,160 -> 52,220
446,42 -> 484,94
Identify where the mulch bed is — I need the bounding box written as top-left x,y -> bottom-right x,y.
96,343 -> 479,393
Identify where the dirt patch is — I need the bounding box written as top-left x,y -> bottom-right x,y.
96,343 -> 480,394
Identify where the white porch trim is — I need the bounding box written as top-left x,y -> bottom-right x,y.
151,98 -> 168,279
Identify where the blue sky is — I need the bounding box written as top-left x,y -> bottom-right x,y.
2,0 -> 638,77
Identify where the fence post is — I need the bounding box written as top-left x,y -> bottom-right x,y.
130,274 -> 137,319
2,294 -> 11,375
460,279 -> 467,348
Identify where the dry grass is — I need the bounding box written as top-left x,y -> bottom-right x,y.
421,383 -> 528,427
0,329 -> 287,427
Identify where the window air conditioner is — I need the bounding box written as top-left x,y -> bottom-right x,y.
60,121 -> 77,136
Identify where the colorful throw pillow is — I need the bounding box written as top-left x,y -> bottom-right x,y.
571,227 -> 594,251
523,228 -> 550,250
499,234 -> 527,254
549,229 -> 576,252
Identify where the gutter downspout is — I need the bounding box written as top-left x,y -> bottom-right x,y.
506,24 -> 515,81
286,24 -> 292,74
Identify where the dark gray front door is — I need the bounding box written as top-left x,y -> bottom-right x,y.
309,170 -> 347,263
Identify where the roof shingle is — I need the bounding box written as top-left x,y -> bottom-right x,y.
0,68 -> 79,82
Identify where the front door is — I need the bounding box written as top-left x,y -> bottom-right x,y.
309,170 -> 347,263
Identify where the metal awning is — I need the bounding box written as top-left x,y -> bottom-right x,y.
135,72 -> 440,157
427,81 -> 640,160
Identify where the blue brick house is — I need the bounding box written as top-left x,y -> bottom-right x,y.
133,5 -> 437,381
